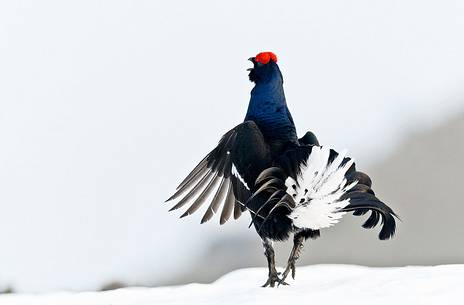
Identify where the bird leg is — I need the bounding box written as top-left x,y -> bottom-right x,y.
279,233 -> 305,285
261,238 -> 288,287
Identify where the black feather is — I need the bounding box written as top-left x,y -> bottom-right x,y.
341,191 -> 397,240
166,121 -> 270,224
254,167 -> 286,187
248,190 -> 285,228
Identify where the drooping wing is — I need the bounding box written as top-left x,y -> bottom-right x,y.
165,121 -> 271,224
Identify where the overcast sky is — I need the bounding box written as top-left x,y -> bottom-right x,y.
1,0 -> 464,292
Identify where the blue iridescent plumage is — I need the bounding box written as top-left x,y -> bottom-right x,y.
245,60 -> 298,143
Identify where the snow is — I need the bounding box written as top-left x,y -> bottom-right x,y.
1,265 -> 462,305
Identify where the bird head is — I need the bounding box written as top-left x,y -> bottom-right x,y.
248,51 -> 282,84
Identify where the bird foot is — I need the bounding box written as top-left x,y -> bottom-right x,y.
262,272 -> 288,288
278,261 -> 296,286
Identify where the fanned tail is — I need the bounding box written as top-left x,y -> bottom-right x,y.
249,145 -> 398,240
284,146 -> 357,230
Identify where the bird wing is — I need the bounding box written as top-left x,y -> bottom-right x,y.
166,121 -> 271,224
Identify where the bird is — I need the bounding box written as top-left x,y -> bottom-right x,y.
165,51 -> 398,287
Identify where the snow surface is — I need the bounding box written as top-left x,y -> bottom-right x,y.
1,264 -> 462,305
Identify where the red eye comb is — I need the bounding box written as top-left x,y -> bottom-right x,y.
255,52 -> 278,64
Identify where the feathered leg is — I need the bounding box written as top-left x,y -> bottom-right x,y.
261,238 -> 288,287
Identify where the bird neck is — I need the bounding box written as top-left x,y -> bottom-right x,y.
245,78 -> 297,143
246,78 -> 286,118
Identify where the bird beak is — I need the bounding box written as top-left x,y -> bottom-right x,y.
247,57 -> 256,71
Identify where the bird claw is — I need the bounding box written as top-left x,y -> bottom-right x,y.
262,272 -> 288,288
279,261 -> 296,286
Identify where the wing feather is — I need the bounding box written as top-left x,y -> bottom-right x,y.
220,183 -> 235,225
166,121 -> 269,224
166,164 -> 209,202
233,200 -> 242,219
201,179 -> 230,224
180,173 -> 222,218
176,157 -> 208,190
168,169 -> 214,211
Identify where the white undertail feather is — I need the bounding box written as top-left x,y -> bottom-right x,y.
286,146 -> 357,230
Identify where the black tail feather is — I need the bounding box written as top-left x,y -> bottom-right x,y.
341,191 -> 397,240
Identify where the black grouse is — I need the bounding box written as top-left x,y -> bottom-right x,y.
166,51 -> 397,287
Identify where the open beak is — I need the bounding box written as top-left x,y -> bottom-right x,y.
247,57 -> 256,71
